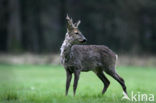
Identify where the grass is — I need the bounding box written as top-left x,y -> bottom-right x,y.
0,64 -> 155,103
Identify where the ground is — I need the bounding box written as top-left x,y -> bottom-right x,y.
0,64 -> 155,103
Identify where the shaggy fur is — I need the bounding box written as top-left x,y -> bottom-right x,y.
60,15 -> 127,96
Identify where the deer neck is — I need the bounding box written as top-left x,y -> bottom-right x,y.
60,34 -> 73,64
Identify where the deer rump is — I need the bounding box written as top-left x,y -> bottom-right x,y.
69,45 -> 117,72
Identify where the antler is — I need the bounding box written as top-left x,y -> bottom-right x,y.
66,14 -> 75,29
74,20 -> 81,28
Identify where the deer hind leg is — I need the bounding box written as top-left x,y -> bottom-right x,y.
73,70 -> 80,96
96,71 -> 110,94
106,68 -> 127,94
65,70 -> 72,96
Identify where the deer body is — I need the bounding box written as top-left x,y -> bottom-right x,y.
62,45 -> 116,72
60,15 -> 127,96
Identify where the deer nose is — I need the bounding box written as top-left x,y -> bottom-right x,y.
82,39 -> 87,43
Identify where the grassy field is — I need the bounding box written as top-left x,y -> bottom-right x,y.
0,64 -> 155,103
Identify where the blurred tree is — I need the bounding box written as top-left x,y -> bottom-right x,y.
0,0 -> 8,51
7,0 -> 22,52
0,0 -> 156,54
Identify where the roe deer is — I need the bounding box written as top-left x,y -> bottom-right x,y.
60,15 -> 127,96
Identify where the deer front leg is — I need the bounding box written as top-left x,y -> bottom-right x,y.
66,70 -> 72,96
73,70 -> 80,96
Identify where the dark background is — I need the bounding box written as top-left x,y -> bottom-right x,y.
0,0 -> 156,54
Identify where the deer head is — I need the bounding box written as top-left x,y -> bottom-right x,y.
65,14 -> 87,45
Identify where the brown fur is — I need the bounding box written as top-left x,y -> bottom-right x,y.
60,15 -> 127,96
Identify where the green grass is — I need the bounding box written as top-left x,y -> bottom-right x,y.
0,64 -> 155,103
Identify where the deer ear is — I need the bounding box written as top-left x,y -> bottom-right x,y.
75,20 -> 81,27
66,14 -> 74,31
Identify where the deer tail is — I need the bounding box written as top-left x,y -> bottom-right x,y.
115,54 -> 118,68
115,54 -> 118,61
